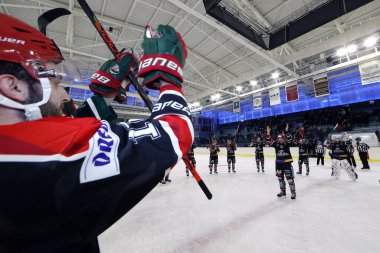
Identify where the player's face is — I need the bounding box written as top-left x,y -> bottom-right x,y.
227,139 -> 231,145
278,137 -> 285,144
40,62 -> 70,117
212,139 -> 217,145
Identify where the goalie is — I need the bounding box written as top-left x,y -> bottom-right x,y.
327,133 -> 358,181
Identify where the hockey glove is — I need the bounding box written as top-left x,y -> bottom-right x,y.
90,49 -> 137,103
137,24 -> 188,89
114,79 -> 131,104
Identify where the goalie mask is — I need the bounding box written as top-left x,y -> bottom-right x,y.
340,132 -> 349,142
0,14 -> 80,120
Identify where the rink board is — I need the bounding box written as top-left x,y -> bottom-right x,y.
195,147 -> 380,163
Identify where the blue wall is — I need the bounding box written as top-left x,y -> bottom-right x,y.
202,65 -> 380,125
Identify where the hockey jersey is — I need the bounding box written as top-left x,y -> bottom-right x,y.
226,143 -> 237,157
0,85 -> 193,253
267,135 -> 293,163
187,143 -> 196,159
208,144 -> 220,157
298,143 -> 309,158
329,141 -> 350,160
356,142 -> 370,153
315,144 -> 325,155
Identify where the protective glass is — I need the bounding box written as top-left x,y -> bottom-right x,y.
27,58 -> 81,83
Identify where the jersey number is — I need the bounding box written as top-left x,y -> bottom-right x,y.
129,122 -> 161,144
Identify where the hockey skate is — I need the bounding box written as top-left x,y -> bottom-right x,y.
306,171 -> 309,176
277,192 -> 286,198
296,170 -> 302,175
291,192 -> 296,200
352,172 -> 358,181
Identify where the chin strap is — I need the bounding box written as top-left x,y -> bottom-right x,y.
0,78 -> 51,121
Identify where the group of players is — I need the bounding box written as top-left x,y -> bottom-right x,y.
184,124 -> 371,201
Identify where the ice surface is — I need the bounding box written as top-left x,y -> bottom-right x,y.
99,153 -> 380,253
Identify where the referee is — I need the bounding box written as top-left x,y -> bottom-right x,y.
315,141 -> 325,166
356,137 -> 370,170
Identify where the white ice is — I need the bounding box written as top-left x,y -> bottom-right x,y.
99,153 -> 380,253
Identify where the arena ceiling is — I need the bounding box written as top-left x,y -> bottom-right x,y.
1,0 -> 380,114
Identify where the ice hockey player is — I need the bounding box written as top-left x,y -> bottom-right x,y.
250,136 -> 265,172
346,138 -> 357,168
327,133 -> 358,181
315,141 -> 325,166
356,137 -> 370,170
266,124 -> 296,200
226,136 -> 237,173
207,137 -> 220,174
0,14 -> 192,253
186,142 -> 197,176
297,138 -> 310,175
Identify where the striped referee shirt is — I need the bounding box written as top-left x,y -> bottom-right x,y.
315,145 -> 325,155
356,143 -> 370,153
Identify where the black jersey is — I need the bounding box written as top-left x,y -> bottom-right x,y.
329,141 -> 350,160
0,85 -> 193,253
226,143 -> 237,157
266,134 -> 293,163
254,143 -> 264,155
347,144 -> 355,154
208,144 -> 220,157
298,143 -> 309,158
187,143 -> 196,159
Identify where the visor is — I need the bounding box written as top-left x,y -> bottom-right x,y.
42,58 -> 81,83
25,57 -> 81,83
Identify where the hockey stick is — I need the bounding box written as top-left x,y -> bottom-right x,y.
329,123 -> 339,140
38,8 -> 71,35
77,0 -> 152,109
77,0 -> 212,200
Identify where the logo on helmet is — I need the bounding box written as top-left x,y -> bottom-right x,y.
0,36 -> 25,45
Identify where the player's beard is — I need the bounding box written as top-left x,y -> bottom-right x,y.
25,82 -> 64,117
40,101 -> 64,117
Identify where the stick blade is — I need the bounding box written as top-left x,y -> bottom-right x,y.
38,8 -> 71,35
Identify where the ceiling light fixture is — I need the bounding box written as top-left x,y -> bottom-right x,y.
336,47 -> 347,57
347,44 -> 357,53
250,80 -> 257,86
364,36 -> 378,47
271,72 -> 279,79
